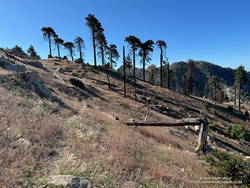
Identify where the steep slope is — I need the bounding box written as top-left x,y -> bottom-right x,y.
0,51 -> 249,187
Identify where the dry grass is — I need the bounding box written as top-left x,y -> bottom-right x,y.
1,54 -> 249,187
0,89 -> 64,187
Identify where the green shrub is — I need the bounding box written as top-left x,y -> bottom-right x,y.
227,124 -> 250,141
205,150 -> 250,186
69,78 -> 85,89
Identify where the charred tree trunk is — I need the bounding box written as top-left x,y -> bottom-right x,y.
70,49 -> 74,61
234,84 -> 237,107
79,45 -> 82,63
92,31 -> 97,67
123,46 -> 126,97
133,48 -> 137,100
167,63 -> 170,89
48,35 -> 52,57
57,43 -> 61,58
238,82 -> 241,112
160,49 -> 163,87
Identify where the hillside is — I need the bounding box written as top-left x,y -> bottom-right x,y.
117,60 -> 250,97
0,51 -> 250,187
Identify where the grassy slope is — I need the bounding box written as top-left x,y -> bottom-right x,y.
0,54 -> 249,187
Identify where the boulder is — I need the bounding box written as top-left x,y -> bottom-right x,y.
11,138 -> 32,148
22,72 -> 52,98
66,177 -> 92,188
48,175 -> 75,186
48,175 -> 92,188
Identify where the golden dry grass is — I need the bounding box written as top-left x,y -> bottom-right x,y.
0,54 -> 249,187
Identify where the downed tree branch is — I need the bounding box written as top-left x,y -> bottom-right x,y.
126,118 -> 208,153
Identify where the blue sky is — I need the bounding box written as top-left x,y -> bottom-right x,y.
0,0 -> 250,70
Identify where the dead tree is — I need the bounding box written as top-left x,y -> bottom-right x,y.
123,46 -> 126,97
126,118 -> 208,153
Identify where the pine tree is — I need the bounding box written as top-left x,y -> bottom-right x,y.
27,45 -> 41,60
235,65 -> 247,112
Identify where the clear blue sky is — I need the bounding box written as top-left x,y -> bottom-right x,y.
0,0 -> 250,70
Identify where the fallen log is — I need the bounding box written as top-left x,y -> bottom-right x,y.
126,118 -> 203,127
126,118 -> 208,153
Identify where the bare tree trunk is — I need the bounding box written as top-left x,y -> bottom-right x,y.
143,57 -> 145,81
238,82 -> 241,112
195,121 -> 208,153
167,63 -> 170,89
101,46 -> 105,66
48,35 -> 52,57
92,32 -> 97,67
106,70 -> 111,90
234,84 -> 237,107
110,54 -> 113,69
70,49 -> 74,61
57,44 -> 60,58
79,45 -> 82,63
123,46 -> 126,97
160,49 -> 163,87
133,48 -> 137,100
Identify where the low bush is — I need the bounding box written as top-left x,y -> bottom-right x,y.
227,124 -> 250,141
205,150 -> 250,187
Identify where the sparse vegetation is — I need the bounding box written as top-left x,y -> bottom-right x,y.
227,124 -> 250,141
205,150 -> 250,187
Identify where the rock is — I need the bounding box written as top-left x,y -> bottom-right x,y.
112,115 -> 119,121
57,67 -> 71,73
194,125 -> 200,132
22,72 -> 52,98
48,175 -> 92,188
12,138 -> 32,148
121,181 -> 138,188
0,56 -> 26,72
48,175 -> 75,186
53,73 -> 63,80
66,177 -> 92,188
83,104 -> 92,108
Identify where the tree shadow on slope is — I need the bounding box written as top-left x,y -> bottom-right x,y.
93,66 -> 145,89
4,51 -> 48,71
53,80 -> 107,102
188,95 -> 248,122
